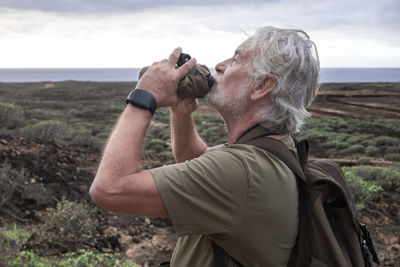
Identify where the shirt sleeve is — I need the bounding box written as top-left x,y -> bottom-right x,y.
150,148 -> 249,236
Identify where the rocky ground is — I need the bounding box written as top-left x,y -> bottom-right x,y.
1,82 -> 400,266
0,135 -> 178,266
1,133 -> 399,266
310,83 -> 400,120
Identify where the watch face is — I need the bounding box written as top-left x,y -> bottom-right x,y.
139,92 -> 153,106
126,89 -> 157,114
132,90 -> 151,106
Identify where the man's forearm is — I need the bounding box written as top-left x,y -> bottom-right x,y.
94,105 -> 151,186
170,110 -> 208,162
90,47 -> 197,217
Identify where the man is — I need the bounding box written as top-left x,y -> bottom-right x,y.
90,26 -> 320,266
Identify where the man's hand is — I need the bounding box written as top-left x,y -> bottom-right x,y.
170,97 -> 198,117
136,47 -> 197,107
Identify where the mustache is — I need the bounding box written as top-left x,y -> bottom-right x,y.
212,73 -> 222,89
213,73 -> 222,82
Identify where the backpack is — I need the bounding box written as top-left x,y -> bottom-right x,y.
212,136 -> 380,267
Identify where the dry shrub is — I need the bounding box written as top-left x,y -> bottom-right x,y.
385,153 -> 400,161
0,161 -> 16,210
0,102 -> 25,129
365,145 -> 379,156
0,224 -> 31,264
70,131 -> 104,152
34,199 -> 98,253
0,161 -> 30,213
21,120 -> 72,142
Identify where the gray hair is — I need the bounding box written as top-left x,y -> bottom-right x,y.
248,26 -> 320,134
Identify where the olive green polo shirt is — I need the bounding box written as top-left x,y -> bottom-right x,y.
151,126 -> 299,267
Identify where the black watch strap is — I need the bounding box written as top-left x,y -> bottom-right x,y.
126,89 -> 157,115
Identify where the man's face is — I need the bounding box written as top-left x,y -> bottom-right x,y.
205,38 -> 254,115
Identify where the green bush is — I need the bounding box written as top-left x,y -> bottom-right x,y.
340,144 -> 365,154
356,157 -> 372,165
4,250 -> 137,267
366,139 -> 377,146
321,126 -> 334,132
27,109 -> 59,121
297,119 -> 400,158
0,102 -> 25,129
374,136 -> 398,146
386,146 -> 400,154
96,131 -> 111,140
147,125 -> 170,140
345,136 -> 361,145
159,150 -> 174,161
0,224 -> 31,263
0,161 -> 16,210
365,146 -> 379,156
143,149 -> 157,158
343,167 -> 383,209
335,141 -> 351,149
193,112 -> 204,126
365,165 -> 399,181
145,138 -> 169,153
58,250 -> 137,267
199,125 -> 227,146
34,199 -> 98,252
204,115 -> 224,124
324,140 -> 350,149
3,251 -> 49,267
70,131 -> 103,152
153,108 -> 170,124
297,128 -> 326,141
385,153 -> 400,161
21,120 -> 72,142
72,122 -> 108,137
105,103 -> 124,113
343,165 -> 400,192
70,131 -> 94,146
0,162 -> 30,212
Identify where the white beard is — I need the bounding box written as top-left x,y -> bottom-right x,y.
205,79 -> 250,117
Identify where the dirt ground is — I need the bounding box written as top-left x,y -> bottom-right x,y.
1,83 -> 399,266
310,83 -> 400,120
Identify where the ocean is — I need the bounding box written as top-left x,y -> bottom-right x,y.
0,68 -> 399,83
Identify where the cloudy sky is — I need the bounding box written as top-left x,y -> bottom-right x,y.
0,0 -> 399,68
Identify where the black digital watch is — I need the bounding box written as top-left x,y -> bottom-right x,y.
126,89 -> 157,115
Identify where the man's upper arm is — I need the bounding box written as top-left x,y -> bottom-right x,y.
151,148 -> 248,236
90,170 -> 169,218
91,147 -> 248,230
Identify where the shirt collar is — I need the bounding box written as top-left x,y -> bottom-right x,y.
235,124 -> 276,144
234,124 -> 297,154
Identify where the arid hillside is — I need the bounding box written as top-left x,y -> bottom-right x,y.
0,82 -> 399,266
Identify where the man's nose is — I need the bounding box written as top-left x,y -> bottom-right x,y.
215,60 -> 227,73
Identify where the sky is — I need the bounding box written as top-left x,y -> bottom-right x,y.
0,0 -> 399,68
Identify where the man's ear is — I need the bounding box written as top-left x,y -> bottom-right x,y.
250,76 -> 276,101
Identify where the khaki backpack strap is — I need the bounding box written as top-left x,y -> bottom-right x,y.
244,136 -> 312,267
294,138 -> 309,170
244,137 -> 307,183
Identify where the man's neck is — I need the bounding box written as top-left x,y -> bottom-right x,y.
225,113 -> 258,144
225,115 -> 287,144
220,99 -> 284,144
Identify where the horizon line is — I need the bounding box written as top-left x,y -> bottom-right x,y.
1,67 -> 400,69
